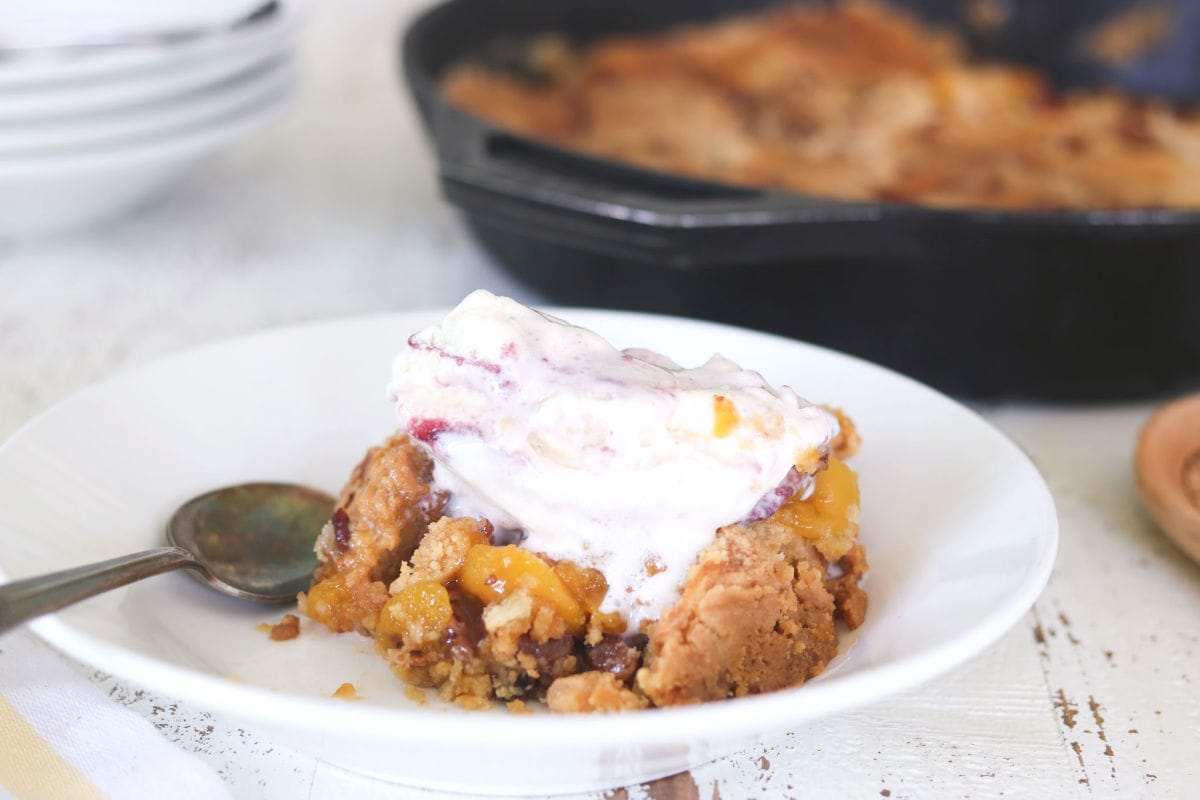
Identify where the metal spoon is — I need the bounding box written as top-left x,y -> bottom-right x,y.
0,482 -> 333,636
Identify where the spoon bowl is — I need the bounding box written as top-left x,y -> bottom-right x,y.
168,482 -> 333,601
0,482 -> 333,635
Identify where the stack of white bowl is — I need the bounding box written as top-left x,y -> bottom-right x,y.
0,1 -> 299,238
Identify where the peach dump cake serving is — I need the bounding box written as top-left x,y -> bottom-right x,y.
300,292 -> 867,711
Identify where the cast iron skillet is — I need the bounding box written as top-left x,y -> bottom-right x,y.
402,0 -> 1200,400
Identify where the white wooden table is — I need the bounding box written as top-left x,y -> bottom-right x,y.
1,1 -> 1197,796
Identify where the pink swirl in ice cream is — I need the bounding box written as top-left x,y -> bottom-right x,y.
388,290 -> 837,629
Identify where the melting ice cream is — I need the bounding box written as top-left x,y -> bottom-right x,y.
388,290 -> 837,630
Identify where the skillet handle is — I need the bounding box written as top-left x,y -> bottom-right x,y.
437,118 -> 885,267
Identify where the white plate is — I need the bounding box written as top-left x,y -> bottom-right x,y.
0,57 -> 292,154
0,2 -> 296,89
0,310 -> 1058,794
0,80 -> 290,238
2,0 -> 270,51
0,32 -> 290,121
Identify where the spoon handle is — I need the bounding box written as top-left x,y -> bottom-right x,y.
0,547 -> 197,636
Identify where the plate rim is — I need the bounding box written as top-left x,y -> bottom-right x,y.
0,1 -> 299,89
0,57 -> 294,155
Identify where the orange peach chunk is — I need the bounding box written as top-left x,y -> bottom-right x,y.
376,580 -> 453,647
770,456 -> 860,561
712,395 -> 739,438
460,545 -> 586,632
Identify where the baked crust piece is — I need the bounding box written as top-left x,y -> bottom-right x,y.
636,518 -> 838,705
829,541 -> 870,629
299,433 -> 447,635
825,406 -> 862,461
546,671 -> 649,713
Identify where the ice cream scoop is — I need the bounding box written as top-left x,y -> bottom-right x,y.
388,291 -> 837,629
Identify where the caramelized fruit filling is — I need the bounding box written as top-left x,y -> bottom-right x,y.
377,580 -> 454,648
460,544 -> 589,633
770,456 -> 860,561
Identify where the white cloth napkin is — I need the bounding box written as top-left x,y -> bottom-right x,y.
0,629 -> 231,800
